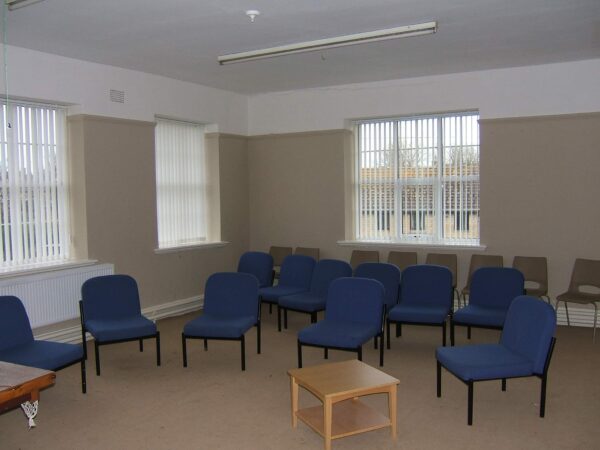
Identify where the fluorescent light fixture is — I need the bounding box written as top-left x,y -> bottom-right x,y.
218,21 -> 437,65
5,0 -> 46,11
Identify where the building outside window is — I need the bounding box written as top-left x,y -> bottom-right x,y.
0,101 -> 70,269
355,111 -> 480,246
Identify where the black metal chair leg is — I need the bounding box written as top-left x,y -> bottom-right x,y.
502,378 -> 506,391
297,340 -> 303,368
257,321 -> 261,354
358,346 -> 363,361
139,338 -> 144,352
450,320 -> 455,346
324,348 -> 328,359
93,341 -> 101,376
386,320 -> 391,349
284,309 -> 288,329
80,359 -> 87,394
379,335 -> 384,367
241,335 -> 246,371
277,306 -> 282,332
442,321 -> 447,346
156,332 -> 161,366
468,381 -> 474,425
311,312 -> 317,323
540,374 -> 547,417
436,361 -> 442,397
396,323 -> 401,337
467,326 -> 472,339
374,337 -> 378,349
182,334 -> 188,367
204,338 -> 208,351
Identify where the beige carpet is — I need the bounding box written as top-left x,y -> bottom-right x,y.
1,311 -> 599,450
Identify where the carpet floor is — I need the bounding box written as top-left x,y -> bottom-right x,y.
1,310 -> 599,450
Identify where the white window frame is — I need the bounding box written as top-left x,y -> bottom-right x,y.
353,111 -> 480,247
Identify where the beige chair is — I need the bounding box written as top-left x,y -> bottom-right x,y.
387,251 -> 417,271
294,247 -> 320,261
461,254 -> 503,304
512,256 -> 550,303
350,250 -> 379,271
556,258 -> 600,342
426,253 -> 459,304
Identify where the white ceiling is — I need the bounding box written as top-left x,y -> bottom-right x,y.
3,0 -> 600,94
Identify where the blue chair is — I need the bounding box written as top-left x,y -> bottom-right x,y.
451,267 -> 524,345
259,254 -> 315,316
297,277 -> 385,367
237,251 -> 273,288
182,272 -> 260,371
80,274 -> 160,376
0,296 -> 86,393
387,264 -> 453,347
278,259 -> 352,331
437,296 -> 557,425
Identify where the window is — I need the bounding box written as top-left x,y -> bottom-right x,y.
0,101 -> 70,269
355,111 -> 480,245
154,117 -> 207,249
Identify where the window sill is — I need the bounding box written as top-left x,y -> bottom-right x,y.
337,240 -> 487,251
154,241 -> 229,254
0,259 -> 100,279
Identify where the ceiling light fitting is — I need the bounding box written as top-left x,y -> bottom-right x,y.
5,0 -> 46,10
218,21 -> 437,65
246,10 -> 260,23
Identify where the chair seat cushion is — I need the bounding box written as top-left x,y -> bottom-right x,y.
436,344 -> 534,381
0,340 -> 83,371
279,293 -> 326,312
452,305 -> 506,328
298,321 -> 380,349
85,316 -> 157,342
183,314 -> 256,339
388,304 -> 449,324
259,286 -> 308,303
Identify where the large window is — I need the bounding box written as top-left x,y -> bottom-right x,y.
154,117 -> 207,249
0,101 -> 70,269
355,111 -> 480,245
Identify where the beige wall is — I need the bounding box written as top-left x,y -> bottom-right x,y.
247,113 -> 600,299
68,116 -> 249,308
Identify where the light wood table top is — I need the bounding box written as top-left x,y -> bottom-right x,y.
0,361 -> 55,416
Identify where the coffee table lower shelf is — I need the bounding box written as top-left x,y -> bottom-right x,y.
296,399 -> 391,440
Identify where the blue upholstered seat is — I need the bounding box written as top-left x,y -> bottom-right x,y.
182,272 -> 260,370
296,277 -> 385,367
258,254 -> 315,306
436,295 -> 557,425
386,264 -> 453,346
80,274 -> 160,376
451,267 -> 524,345
354,262 -> 401,310
278,259 -> 352,330
237,251 -> 274,288
0,296 -> 86,393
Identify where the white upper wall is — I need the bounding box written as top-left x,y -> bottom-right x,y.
247,59 -> 600,135
1,45 -> 248,135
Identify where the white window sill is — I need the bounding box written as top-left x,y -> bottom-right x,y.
337,240 -> 487,251
154,241 -> 229,254
0,259 -> 100,279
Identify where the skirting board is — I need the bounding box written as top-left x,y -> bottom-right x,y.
34,295 -> 204,344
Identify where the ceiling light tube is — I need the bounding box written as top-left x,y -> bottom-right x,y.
218,21 -> 437,65
5,0 -> 46,11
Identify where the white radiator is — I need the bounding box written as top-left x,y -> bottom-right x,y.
0,263 -> 114,328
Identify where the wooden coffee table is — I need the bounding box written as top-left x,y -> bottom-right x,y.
288,359 -> 399,450
0,362 -> 56,428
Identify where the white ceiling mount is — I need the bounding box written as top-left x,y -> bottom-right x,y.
5,0 -> 46,11
245,10 -> 260,23
218,21 -> 437,65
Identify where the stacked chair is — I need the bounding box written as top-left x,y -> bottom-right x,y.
512,256 -> 550,303
387,251 -> 417,271
350,249 -> 379,270
294,247 -> 320,261
278,259 -> 352,331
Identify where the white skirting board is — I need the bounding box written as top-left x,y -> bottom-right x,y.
34,295 -> 204,344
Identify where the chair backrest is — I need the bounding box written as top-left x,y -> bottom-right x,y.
81,274 -> 142,321
466,254 -> 504,287
309,259 -> 352,298
567,258 -> 600,294
325,277 -> 384,328
387,251 -> 417,271
237,251 -> 274,288
295,247 -> 320,261
512,256 -> 548,295
354,262 -> 401,309
425,253 -> 458,288
0,296 -> 34,352
501,296 -> 556,374
269,246 -> 293,266
350,250 -> 380,270
399,265 -> 453,309
279,254 -> 316,289
469,267 -> 524,310
204,272 -> 260,319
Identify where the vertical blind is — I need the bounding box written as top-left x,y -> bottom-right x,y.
0,101 -> 70,268
356,111 -> 480,245
155,118 -> 207,248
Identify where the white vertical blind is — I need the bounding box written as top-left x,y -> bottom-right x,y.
0,101 -> 70,268
155,117 -> 207,249
356,111 -> 479,245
